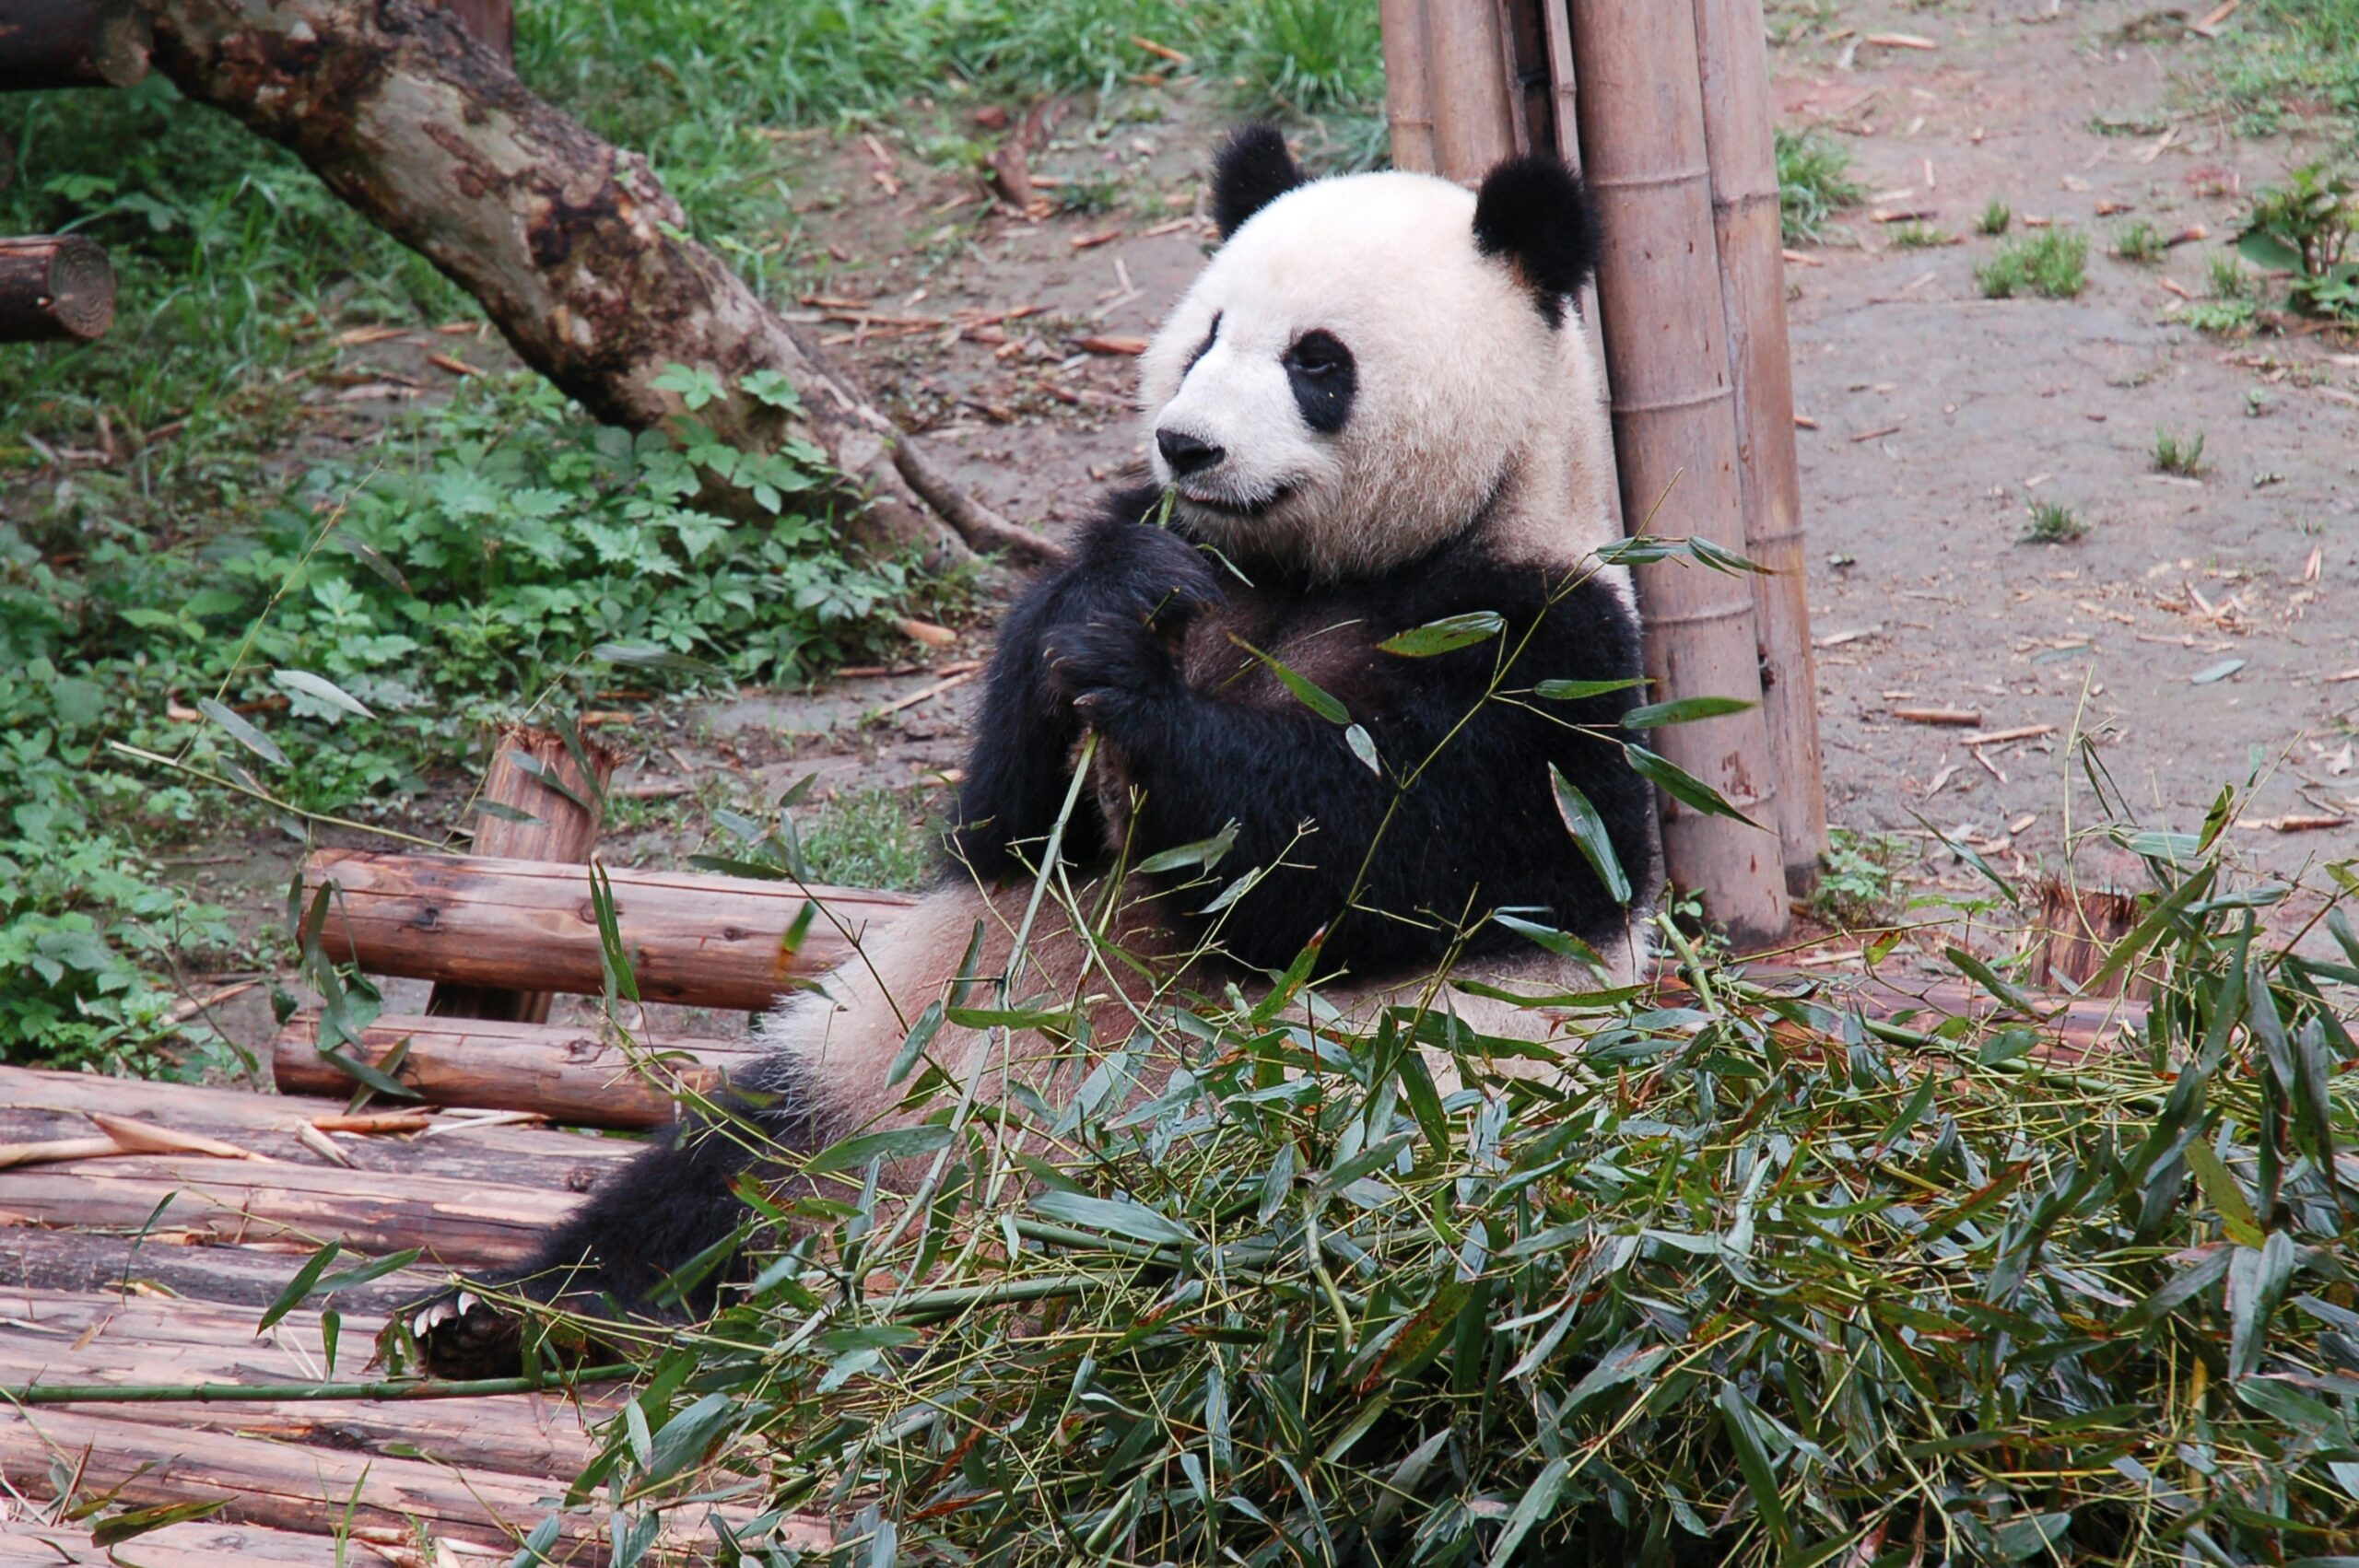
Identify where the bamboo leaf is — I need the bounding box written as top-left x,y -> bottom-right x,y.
195,697 -> 288,767
1621,696 -> 1755,729
1376,612 -> 1504,657
272,667 -> 374,719
803,1125 -> 956,1177
1134,823 -> 1238,876
1228,636 -> 1347,722
1535,675 -> 1647,702
256,1241 -> 343,1332
1486,1455 -> 1570,1568
1718,1380 -> 1790,1547
1624,743 -> 1766,830
1550,766 -> 1631,905
89,1499 -> 229,1546
1029,1190 -> 1195,1247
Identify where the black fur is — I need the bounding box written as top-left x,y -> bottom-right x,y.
1211,123 -> 1307,240
1472,155 -> 1604,328
1280,329 -> 1356,434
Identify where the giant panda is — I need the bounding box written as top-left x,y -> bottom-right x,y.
414,125 -> 1660,1377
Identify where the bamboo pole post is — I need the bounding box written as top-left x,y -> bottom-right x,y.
0,0 -> 150,90
1693,0 -> 1827,895
427,724 -> 617,1023
1562,0 -> 1789,942
0,235 -> 114,342
1377,0 -> 1438,173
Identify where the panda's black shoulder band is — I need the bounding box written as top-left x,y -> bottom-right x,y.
1472,155 -> 1603,328
1212,123 -> 1308,241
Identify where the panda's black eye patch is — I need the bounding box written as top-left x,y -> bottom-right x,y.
1281,329 -> 1356,434
1185,311 -> 1223,375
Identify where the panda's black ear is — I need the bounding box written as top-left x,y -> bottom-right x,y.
1472,155 -> 1603,328
1212,123 -> 1307,240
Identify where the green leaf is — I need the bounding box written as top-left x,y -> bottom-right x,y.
1376,612 -> 1504,657
195,697 -> 288,767
1487,1455 -> 1570,1568
316,1044 -> 421,1102
1718,1380 -> 1790,1548
589,642 -> 725,678
2185,1140 -> 2265,1247
1344,722 -> 1380,774
886,1000 -> 944,1088
1134,823 -> 1238,876
90,1499 -> 229,1546
272,667 -> 374,719
257,1241 -> 343,1332
1550,765 -> 1630,906
1029,1189 -> 1195,1246
1621,696 -> 1755,729
2237,229 -> 2306,272
1535,675 -> 1647,702
802,1124 -> 955,1177
1944,946 -> 2047,1019
1624,743 -> 1766,830
1229,636 -> 1347,723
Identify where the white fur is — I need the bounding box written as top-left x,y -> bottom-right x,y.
1138,170 -> 1623,591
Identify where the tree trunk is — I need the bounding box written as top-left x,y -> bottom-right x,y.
0,234 -> 115,341
136,0 -> 1032,565
0,0 -> 151,91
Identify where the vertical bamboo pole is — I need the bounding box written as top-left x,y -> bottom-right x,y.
426,724 -> 616,1024
1563,1 -> 1788,942
1693,0 -> 1827,895
1535,0 -> 1621,536
1378,0 -> 1438,174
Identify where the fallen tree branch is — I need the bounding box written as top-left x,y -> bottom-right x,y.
139,0 -> 976,564
893,436 -> 1067,567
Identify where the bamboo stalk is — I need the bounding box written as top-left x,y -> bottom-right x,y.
1533,0 -> 1622,535
1423,1 -> 1520,179
1378,0 -> 1438,174
1693,0 -> 1828,895
1563,0 -> 1789,943
302,848 -> 913,1013
0,1368 -> 628,1404
430,723 -> 616,1023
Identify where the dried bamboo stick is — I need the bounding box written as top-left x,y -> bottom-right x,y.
1564,0 -> 1789,942
1693,0 -> 1828,895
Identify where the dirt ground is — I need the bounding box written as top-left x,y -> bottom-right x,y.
194,0 -> 2359,1050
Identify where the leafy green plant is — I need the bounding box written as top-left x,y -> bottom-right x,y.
387,772 -> 2359,1566
2114,218 -> 2168,263
1886,220 -> 1952,250
2205,0 -> 2359,140
1978,229 -> 2090,298
1807,825 -> 1911,927
2022,500 -> 2090,544
1976,195 -> 2013,236
2154,426 -> 2209,475
2238,162 -> 2359,322
1775,128 -> 1865,244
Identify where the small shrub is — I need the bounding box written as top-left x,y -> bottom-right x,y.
1978,229 -> 2090,298
1886,220 -> 1953,250
1976,195 -> 2013,236
1775,127 -> 1865,244
2113,218 -> 2168,263
2020,501 -> 2090,544
2238,161 -> 2359,322
1807,825 -> 1910,927
2153,426 -> 2208,475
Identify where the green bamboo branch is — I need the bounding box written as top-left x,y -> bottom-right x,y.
3,1365 -> 633,1405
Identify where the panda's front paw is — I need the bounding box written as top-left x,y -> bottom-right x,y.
1044,615 -> 1187,735
1081,521 -> 1225,629
405,1282 -> 528,1379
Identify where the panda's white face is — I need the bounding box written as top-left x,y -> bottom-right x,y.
1137,170 -> 1614,582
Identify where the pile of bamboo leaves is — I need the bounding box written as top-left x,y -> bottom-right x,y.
522,785 -> 2359,1568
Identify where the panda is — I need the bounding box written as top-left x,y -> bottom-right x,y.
414,125 -> 1660,1377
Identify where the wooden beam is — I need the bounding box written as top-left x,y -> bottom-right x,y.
0,235 -> 114,342
1694,0 -> 1828,895
430,723 -> 617,1023
0,0 -> 150,90
1563,0 -> 1790,943
303,848 -> 914,1014
274,1013 -> 758,1128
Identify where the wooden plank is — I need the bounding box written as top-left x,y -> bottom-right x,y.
304,848 -> 914,1013
0,235 -> 113,342
0,1154 -> 579,1268
432,723 -> 617,1023
274,1014 -> 757,1129
0,1229 -> 437,1316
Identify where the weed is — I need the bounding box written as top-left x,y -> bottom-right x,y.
1977,229 -> 2090,298
2113,218 -> 2167,263
2209,250 -> 2252,298
2206,0 -> 2359,141
2153,426 -> 2208,475
1976,195 -> 2013,236
1886,220 -> 1953,250
800,787 -> 941,890
1775,127 -> 1865,244
2238,162 -> 2359,322
2020,501 -> 2090,544
1807,825 -> 1910,927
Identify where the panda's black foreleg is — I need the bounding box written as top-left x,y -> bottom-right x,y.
409,1071 -> 814,1378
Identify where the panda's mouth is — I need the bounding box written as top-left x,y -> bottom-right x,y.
1179,481 -> 1295,519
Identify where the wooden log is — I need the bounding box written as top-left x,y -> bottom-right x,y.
428,0 -> 510,60
0,1153 -> 580,1268
0,1228 -> 438,1316
276,1013 -> 759,1129
1564,0 -> 1789,944
431,723 -> 618,1024
0,0 -> 150,90
303,848 -> 914,1013
0,1518 -> 350,1568
0,235 -> 113,343
1694,0 -> 1828,896
1377,0 -> 1438,174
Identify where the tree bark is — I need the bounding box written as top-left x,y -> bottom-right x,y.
0,234 -> 115,341
136,0 -> 1047,566
0,0 -> 151,91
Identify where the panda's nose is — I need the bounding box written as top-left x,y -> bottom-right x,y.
1156,428 -> 1225,477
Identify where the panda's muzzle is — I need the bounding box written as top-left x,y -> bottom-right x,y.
1179,482 -> 1295,519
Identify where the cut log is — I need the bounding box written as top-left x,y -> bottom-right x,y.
426,0 -> 509,59
0,0 -> 151,90
0,1227 -> 438,1316
1693,0 -> 1828,895
431,724 -> 618,1024
1565,0 -> 1788,944
0,1153 -> 581,1268
0,235 -> 114,343
275,1013 -> 759,1128
302,848 -> 913,1013
0,1518 -> 350,1568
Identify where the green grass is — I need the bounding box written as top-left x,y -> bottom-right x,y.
801,786 -> 941,890
2113,218 -> 2168,263
2153,426 -> 2208,475
1976,195 -> 2013,236
1775,127 -> 1865,244
2207,0 -> 2359,142
2021,500 -> 2090,544
1978,229 -> 2091,298
1885,220 -> 1952,250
